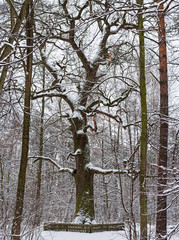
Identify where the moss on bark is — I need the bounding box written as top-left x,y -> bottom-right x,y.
137,0 -> 148,238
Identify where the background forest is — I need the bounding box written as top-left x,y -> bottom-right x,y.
0,0 -> 179,239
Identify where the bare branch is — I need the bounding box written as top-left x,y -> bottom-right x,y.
95,109 -> 122,124
86,162 -> 139,180
32,91 -> 74,112
30,156 -> 74,174
6,0 -> 20,21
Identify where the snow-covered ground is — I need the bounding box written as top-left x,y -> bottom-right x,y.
40,230 -> 127,240
37,229 -> 179,240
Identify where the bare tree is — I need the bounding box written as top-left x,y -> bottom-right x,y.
32,0 -> 138,224
11,1 -> 34,239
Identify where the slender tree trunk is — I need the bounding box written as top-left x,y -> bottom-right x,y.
137,0 -> 148,239
0,0 -> 30,93
11,2 -> 33,239
10,0 -> 15,30
0,0 -> 15,95
35,65 -> 45,226
156,1 -> 168,239
125,108 -> 137,240
0,155 -> 4,218
101,140 -> 109,222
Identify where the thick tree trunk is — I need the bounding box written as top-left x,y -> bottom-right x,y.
74,165 -> 94,223
137,0 -> 148,239
11,2 -> 33,239
71,117 -> 95,223
156,1 -> 168,239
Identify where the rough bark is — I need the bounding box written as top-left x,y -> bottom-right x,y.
156,1 -> 168,239
137,0 -> 148,239
74,166 -> 94,223
11,2 -> 33,239
71,116 -> 95,223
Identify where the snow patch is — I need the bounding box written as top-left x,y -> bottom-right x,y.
73,215 -> 91,225
77,129 -> 85,135
74,149 -> 82,155
71,110 -> 83,120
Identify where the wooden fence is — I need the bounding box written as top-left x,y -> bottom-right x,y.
44,222 -> 124,233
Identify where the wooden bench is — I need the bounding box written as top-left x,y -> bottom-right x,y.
44,222 -> 125,233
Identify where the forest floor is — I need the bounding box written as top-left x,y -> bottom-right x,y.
37,228 -> 179,240
40,230 -> 129,240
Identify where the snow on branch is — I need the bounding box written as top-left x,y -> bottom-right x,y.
32,89 -> 74,111
86,162 -> 127,175
86,162 -> 139,180
167,223 -> 179,240
67,149 -> 82,159
30,156 -> 74,174
86,142 -> 140,179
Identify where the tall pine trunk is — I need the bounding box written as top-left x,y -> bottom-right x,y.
137,0 -> 148,239
11,2 -> 33,239
156,1 -> 168,239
